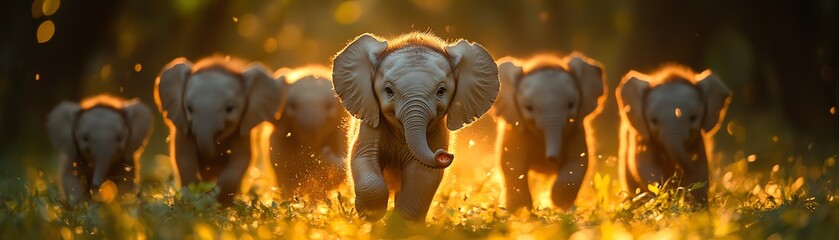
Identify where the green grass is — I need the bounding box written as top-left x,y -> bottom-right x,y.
1,154 -> 837,240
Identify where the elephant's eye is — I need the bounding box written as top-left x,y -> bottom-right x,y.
567,102 -> 575,109
116,135 -> 123,142
82,135 -> 90,142
525,105 -> 534,112
436,87 -> 446,98
187,105 -> 194,113
651,118 -> 659,125
225,106 -> 234,113
689,115 -> 698,122
385,86 -> 394,98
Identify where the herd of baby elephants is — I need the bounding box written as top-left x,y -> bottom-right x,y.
46,32 -> 732,222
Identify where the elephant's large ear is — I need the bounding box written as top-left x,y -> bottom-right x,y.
122,99 -> 153,162
155,58 -> 192,133
491,57 -> 523,123
241,63 -> 284,135
47,101 -> 81,156
332,34 -> 387,127
271,68 -> 292,122
696,70 -> 732,134
567,53 -> 607,117
444,40 -> 500,131
617,71 -> 651,140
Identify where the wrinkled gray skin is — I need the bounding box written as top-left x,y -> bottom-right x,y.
269,67 -> 349,200
617,69 -> 731,203
47,96 -> 153,206
493,55 -> 606,211
156,58 -> 283,206
332,33 -> 499,222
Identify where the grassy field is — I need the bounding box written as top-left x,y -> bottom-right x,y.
1,149 -> 836,240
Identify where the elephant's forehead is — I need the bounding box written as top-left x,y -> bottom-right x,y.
520,70 -> 578,99
288,78 -> 335,100
646,83 -> 701,109
77,108 -> 124,132
186,71 -> 241,97
378,47 -> 449,81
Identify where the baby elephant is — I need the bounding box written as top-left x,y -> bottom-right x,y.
616,66 -> 731,203
155,57 -> 283,205
332,32 -> 499,221
269,66 -> 349,200
47,95 -> 153,205
493,54 -> 606,211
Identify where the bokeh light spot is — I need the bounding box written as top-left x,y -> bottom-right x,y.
277,24 -> 302,50
94,180 -> 117,203
263,38 -> 278,53
100,64 -> 112,81
35,73 -> 40,81
42,0 -> 60,16
37,20 -> 55,43
539,11 -> 549,22
134,63 -> 142,72
334,1 -> 362,25
237,14 -> 259,38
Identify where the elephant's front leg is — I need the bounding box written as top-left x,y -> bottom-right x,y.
499,129 -> 533,211
630,143 -> 666,193
173,130 -> 200,187
60,154 -> 88,206
551,128 -> 588,209
217,135 -> 252,206
351,126 -> 388,221
394,161 -> 443,222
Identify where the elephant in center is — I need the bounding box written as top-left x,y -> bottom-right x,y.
492,54 -> 606,211
332,32 -> 499,221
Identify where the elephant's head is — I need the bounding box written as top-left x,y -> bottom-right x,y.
493,54 -> 606,161
332,33 -> 499,169
275,66 -> 343,143
618,67 -> 732,168
47,95 -> 153,190
156,57 -> 283,158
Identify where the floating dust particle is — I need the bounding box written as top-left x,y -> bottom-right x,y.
134,63 -> 142,72
831,106 -> 836,115
675,108 -> 682,118
747,154 -> 757,162
35,73 -> 40,81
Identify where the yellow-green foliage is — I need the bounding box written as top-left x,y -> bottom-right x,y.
1,154 -> 837,239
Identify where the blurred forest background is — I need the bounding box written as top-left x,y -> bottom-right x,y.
0,0 -> 837,186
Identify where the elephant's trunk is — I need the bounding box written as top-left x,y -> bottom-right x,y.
661,126 -> 692,169
196,132 -> 217,159
400,100 -> 453,169
90,147 -> 116,190
194,118 -> 222,159
542,114 -> 566,162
